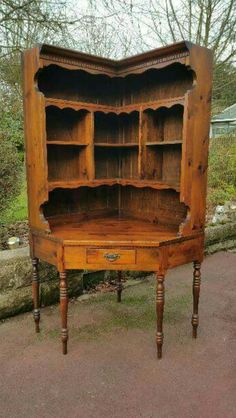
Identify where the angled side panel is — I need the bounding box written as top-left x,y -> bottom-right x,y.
23,47 -> 49,232
180,44 -> 213,234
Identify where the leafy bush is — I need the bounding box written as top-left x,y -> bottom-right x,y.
0,134 -> 22,213
208,135 -> 236,207
0,93 -> 24,153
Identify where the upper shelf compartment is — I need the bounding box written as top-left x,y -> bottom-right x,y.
143,104 -> 184,144
46,106 -> 90,144
37,63 -> 194,107
94,111 -> 139,145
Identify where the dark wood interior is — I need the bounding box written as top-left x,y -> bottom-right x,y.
94,111 -> 139,144
143,105 -> 183,143
46,107 -> 89,144
38,63 -> 194,105
44,186 -> 186,222
41,62 -> 192,232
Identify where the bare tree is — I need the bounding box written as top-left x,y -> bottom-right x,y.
0,0 -> 79,57
101,0 -> 236,112
101,0 -> 236,62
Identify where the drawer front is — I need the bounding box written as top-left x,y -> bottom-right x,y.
87,248 -> 136,265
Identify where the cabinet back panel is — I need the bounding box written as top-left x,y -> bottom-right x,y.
143,147 -> 163,180
47,145 -> 87,181
43,186 -> 119,220
38,63 -> 193,105
94,112 -> 139,144
144,105 -> 183,143
46,107 -> 89,142
43,186 -> 187,229
162,146 -> 182,183
120,187 -> 187,227
95,148 -> 138,179
163,106 -> 183,141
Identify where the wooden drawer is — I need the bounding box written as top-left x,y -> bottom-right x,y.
86,248 -> 136,265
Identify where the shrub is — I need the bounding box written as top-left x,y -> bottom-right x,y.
0,94 -> 24,153
0,134 -> 22,213
208,135 -> 236,207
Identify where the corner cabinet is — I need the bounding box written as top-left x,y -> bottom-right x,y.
23,41 -> 213,357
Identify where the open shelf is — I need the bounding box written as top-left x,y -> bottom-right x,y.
94,111 -> 139,144
48,178 -> 180,192
46,106 -> 90,144
47,141 -> 88,146
49,216 -> 180,246
143,105 -> 184,144
95,147 -> 139,180
94,143 -> 138,147
142,143 -> 182,183
38,63 -> 193,106
47,144 -> 88,181
43,186 -> 187,236
146,140 -> 182,146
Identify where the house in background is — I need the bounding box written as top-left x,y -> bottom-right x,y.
211,103 -> 236,137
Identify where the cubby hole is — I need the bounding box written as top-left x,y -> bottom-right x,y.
43,186 -> 187,231
43,186 -> 120,225
46,106 -> 90,144
47,144 -> 88,182
143,144 -> 182,185
94,111 -> 139,144
38,63 -> 194,105
143,105 -> 183,144
95,147 -> 138,179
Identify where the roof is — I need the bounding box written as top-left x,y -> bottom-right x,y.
212,103 -> 236,122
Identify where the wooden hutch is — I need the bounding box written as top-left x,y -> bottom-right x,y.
23,41 -> 213,358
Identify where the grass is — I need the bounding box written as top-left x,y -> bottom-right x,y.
207,135 -> 236,209
42,278 -> 192,343
0,179 -> 27,225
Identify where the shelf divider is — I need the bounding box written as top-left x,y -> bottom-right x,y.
86,111 -> 95,180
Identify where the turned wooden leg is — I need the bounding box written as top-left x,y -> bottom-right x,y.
116,270 -> 123,303
156,272 -> 165,359
192,261 -> 201,338
60,271 -> 69,355
32,257 -> 40,333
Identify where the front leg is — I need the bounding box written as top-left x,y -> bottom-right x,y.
60,271 -> 69,354
116,270 -> 123,303
32,257 -> 40,333
156,272 -> 165,359
192,261 -> 201,338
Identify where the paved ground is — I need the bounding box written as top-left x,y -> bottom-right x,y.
0,251 -> 235,418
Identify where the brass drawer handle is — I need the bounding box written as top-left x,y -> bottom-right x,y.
104,253 -> 120,262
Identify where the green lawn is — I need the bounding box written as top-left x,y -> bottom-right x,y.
0,180 -> 28,224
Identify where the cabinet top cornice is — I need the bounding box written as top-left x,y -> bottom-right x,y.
30,41 -> 211,77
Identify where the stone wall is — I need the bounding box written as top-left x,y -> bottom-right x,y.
0,221 -> 236,320
0,247 -> 145,320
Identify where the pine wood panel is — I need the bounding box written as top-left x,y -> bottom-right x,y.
180,44 -> 213,233
23,48 -> 49,231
